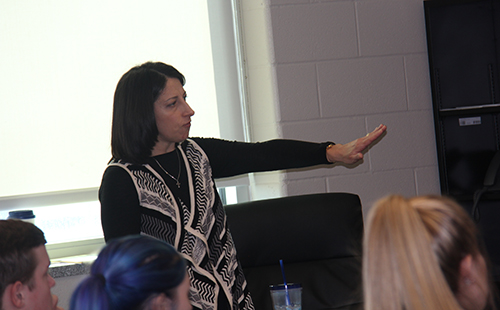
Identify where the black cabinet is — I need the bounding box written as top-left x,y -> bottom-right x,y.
425,0 -> 500,198
424,0 -> 500,281
425,0 -> 500,110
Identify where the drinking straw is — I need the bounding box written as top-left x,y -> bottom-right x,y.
279,259 -> 292,306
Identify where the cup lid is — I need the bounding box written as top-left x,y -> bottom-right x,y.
8,210 -> 35,219
269,283 -> 302,290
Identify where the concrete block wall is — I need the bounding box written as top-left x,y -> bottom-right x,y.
239,0 -> 441,214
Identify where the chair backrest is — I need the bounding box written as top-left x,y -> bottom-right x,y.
224,192 -> 364,310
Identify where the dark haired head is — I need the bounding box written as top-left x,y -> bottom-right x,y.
0,220 -> 47,309
69,235 -> 187,310
111,62 -> 185,164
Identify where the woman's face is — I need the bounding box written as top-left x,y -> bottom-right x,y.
152,78 -> 195,155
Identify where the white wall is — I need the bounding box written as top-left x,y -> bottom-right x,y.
239,0 -> 440,215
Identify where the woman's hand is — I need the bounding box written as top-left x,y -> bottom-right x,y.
326,124 -> 387,165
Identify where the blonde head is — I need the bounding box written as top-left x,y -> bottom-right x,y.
363,195 -> 493,310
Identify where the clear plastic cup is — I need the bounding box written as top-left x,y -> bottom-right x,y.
269,283 -> 302,310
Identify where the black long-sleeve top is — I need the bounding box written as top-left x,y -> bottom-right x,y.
99,138 -> 333,241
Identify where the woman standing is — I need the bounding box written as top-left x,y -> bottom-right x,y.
100,62 -> 386,310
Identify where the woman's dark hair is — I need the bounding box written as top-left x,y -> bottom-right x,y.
111,62 -> 185,164
69,235 -> 187,310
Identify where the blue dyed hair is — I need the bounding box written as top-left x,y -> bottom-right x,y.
69,235 -> 187,310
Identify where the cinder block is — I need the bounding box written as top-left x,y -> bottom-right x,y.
405,54 -> 433,111
276,63 -> 320,121
270,2 -> 358,63
357,0 -> 427,56
318,57 -> 408,117
366,111 -> 438,170
281,117 -> 366,142
326,169 -> 417,216
286,178 -> 328,196
415,166 -> 441,196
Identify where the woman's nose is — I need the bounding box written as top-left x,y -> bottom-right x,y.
184,102 -> 195,116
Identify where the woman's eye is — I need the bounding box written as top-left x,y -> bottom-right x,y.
167,101 -> 176,107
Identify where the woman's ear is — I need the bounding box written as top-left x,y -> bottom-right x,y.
456,255 -> 475,310
459,254 -> 474,285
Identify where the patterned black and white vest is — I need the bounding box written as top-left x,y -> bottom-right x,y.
108,139 -> 254,310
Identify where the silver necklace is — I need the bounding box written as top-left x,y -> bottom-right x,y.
154,148 -> 182,188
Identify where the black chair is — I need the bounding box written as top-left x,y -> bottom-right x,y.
224,192 -> 364,310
